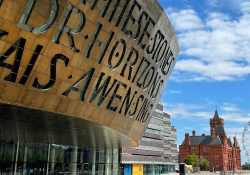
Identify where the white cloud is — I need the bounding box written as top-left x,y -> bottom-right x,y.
166,2 -> 250,82
226,127 -> 245,134
163,102 -> 250,123
220,113 -> 250,123
207,0 -> 221,7
221,103 -> 242,112
221,106 -> 242,112
223,103 -> 237,106
241,1 -> 250,13
207,0 -> 250,10
170,90 -> 181,94
166,9 -> 204,31
164,102 -> 213,121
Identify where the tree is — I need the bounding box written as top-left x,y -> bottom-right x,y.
200,159 -> 210,170
242,162 -> 250,170
184,154 -> 199,166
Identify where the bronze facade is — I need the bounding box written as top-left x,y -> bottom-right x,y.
0,0 -> 179,148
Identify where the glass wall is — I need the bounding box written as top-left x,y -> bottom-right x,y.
169,165 -> 176,173
143,165 -> 169,175
0,141 -> 120,175
0,141 -> 16,175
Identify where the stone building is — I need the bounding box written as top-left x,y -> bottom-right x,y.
179,109 -> 241,171
121,100 -> 178,175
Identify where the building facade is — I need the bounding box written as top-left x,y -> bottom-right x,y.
0,0 -> 180,174
179,110 -> 241,171
121,100 -> 178,175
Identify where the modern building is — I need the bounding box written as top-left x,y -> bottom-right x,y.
121,100 -> 178,175
179,109 -> 241,171
0,0 -> 180,174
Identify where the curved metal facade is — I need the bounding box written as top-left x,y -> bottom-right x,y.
0,0 -> 179,148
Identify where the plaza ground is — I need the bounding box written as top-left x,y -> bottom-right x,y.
168,172 -> 219,175
168,172 -> 250,175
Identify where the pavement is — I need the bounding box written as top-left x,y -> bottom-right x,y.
168,172 -> 220,175
168,172 -> 250,175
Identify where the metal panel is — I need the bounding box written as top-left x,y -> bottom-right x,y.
0,0 -> 179,148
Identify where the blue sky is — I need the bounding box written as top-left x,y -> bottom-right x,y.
158,0 -> 250,164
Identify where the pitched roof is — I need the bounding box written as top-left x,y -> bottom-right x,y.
237,139 -> 240,147
215,125 -> 226,135
228,137 -> 233,147
181,136 -> 222,146
213,110 -> 220,120
210,136 -> 222,145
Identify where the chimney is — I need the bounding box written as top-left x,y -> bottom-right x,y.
192,130 -> 196,136
185,133 -> 190,145
234,136 -> 237,147
211,127 -> 215,140
224,137 -> 227,146
202,134 -> 205,136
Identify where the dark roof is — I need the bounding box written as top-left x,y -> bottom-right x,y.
181,136 -> 222,146
228,137 -> 233,147
210,136 -> 222,145
215,125 -> 226,135
156,103 -> 163,111
163,112 -> 170,119
213,110 -> 220,120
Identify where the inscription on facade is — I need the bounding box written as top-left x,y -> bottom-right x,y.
0,0 -> 179,126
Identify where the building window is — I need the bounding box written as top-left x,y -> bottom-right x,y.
204,156 -> 210,160
164,136 -> 169,140
216,163 -> 220,168
164,157 -> 170,161
204,147 -> 209,152
191,147 -> 198,152
170,141 -> 175,144
145,128 -> 161,134
181,156 -> 185,160
215,155 -> 219,160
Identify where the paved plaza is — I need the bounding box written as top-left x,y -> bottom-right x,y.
168,172 -> 220,175
168,172 -> 250,175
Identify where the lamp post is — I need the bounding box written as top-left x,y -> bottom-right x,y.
248,157 -> 249,170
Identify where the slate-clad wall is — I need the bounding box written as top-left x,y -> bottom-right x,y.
121,101 -> 178,164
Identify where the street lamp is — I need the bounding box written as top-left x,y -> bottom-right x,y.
248,157 -> 249,170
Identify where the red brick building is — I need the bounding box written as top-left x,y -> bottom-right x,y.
179,109 -> 241,171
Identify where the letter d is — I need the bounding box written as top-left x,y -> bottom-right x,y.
17,0 -> 58,34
